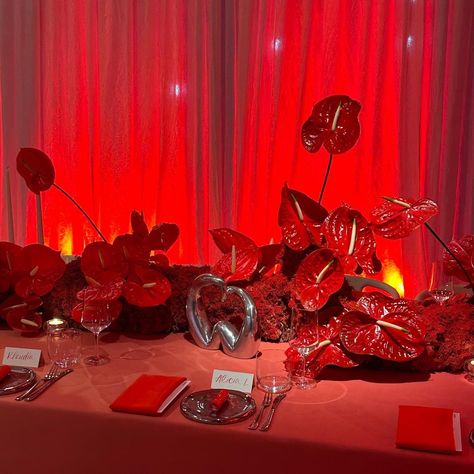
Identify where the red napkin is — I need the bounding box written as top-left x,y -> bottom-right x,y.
0,365 -> 11,382
110,374 -> 189,416
396,405 -> 458,454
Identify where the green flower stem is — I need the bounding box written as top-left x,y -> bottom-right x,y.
424,222 -> 474,292
53,183 -> 107,242
318,153 -> 333,204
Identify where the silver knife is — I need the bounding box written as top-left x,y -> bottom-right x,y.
24,369 -> 73,401
259,393 -> 286,431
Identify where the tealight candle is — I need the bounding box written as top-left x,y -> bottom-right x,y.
464,358 -> 474,383
45,318 -> 68,333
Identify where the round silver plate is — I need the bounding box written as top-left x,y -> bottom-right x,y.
0,367 -> 36,395
180,389 -> 256,424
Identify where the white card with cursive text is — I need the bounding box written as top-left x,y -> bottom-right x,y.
211,369 -> 254,394
2,347 -> 41,368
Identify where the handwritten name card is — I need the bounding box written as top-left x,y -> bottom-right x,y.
2,347 -> 41,368
211,369 -> 254,394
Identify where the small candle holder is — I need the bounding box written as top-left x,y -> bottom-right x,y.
44,318 -> 68,333
464,357 -> 474,383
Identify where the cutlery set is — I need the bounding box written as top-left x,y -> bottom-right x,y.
15,365 -> 73,401
248,392 -> 286,432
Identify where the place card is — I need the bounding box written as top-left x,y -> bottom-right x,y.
2,347 -> 42,368
211,369 -> 254,394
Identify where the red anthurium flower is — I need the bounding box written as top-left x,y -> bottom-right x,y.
12,244 -> 66,298
210,228 -> 261,282
81,242 -> 128,283
340,293 -> 425,362
278,184 -> 328,251
0,294 -> 42,320
6,306 -> 43,333
122,266 -> 171,307
302,95 -> 361,154
0,242 -> 22,293
71,300 -> 122,324
257,243 -> 283,275
286,318 -> 360,377
323,205 -> 381,275
131,210 -> 149,238
147,223 -> 179,251
209,228 -> 257,253
76,277 -> 124,302
370,196 -> 438,239
16,148 -> 55,194
150,253 -> 170,267
443,235 -> 474,283
113,234 -> 149,266
292,248 -> 345,311
212,247 -> 260,283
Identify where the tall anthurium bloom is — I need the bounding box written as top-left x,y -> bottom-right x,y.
322,205 -> 381,274
302,95 -> 361,154
6,306 -> 43,333
16,148 -> 55,194
370,196 -> 438,239
0,294 -> 42,321
443,235 -> 474,283
278,184 -> 328,251
292,248 -> 345,311
340,293 -> 425,362
12,244 -> 66,298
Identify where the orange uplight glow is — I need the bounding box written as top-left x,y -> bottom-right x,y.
58,224 -> 73,256
382,259 -> 405,297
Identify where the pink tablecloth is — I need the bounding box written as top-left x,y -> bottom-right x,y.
0,328 -> 472,474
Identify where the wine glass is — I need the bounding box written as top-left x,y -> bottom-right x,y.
428,261 -> 454,305
289,307 -> 320,390
80,301 -> 113,366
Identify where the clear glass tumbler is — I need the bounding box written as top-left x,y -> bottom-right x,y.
47,328 -> 82,368
256,348 -> 292,394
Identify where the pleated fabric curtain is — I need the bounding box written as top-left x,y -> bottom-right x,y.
1,0 -> 473,296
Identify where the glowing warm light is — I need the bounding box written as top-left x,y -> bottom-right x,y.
382,259 -> 405,297
58,225 -> 73,255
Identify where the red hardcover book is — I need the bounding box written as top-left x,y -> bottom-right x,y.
110,374 -> 190,416
396,405 -> 462,454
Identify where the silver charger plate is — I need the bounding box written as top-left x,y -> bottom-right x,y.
0,367 -> 36,395
181,389 -> 256,424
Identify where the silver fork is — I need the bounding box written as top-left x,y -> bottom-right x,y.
15,365 -> 59,401
248,392 -> 272,430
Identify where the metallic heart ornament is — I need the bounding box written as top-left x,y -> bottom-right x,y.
186,274 -> 260,359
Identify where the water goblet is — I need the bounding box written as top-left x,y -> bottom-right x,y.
80,301 -> 113,366
428,261 -> 454,305
289,307 -> 320,390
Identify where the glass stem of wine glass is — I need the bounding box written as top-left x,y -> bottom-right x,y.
95,330 -> 100,361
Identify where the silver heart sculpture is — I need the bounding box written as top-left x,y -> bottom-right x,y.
185,273 -> 260,359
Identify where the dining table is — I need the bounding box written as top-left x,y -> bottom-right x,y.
0,327 -> 473,474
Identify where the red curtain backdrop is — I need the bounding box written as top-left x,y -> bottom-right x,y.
1,0 -> 473,296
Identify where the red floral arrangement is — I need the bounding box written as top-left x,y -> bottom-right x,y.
1,96 -> 472,377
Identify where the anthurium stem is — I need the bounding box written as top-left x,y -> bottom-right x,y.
424,223 -> 474,292
318,153 -> 333,204
52,183 -> 107,242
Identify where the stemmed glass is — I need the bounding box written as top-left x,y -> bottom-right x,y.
289,307 -> 320,390
428,261 -> 454,305
80,301 -> 113,366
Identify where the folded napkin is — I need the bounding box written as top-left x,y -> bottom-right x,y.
396,405 -> 462,454
110,374 -> 190,416
0,365 -> 11,382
